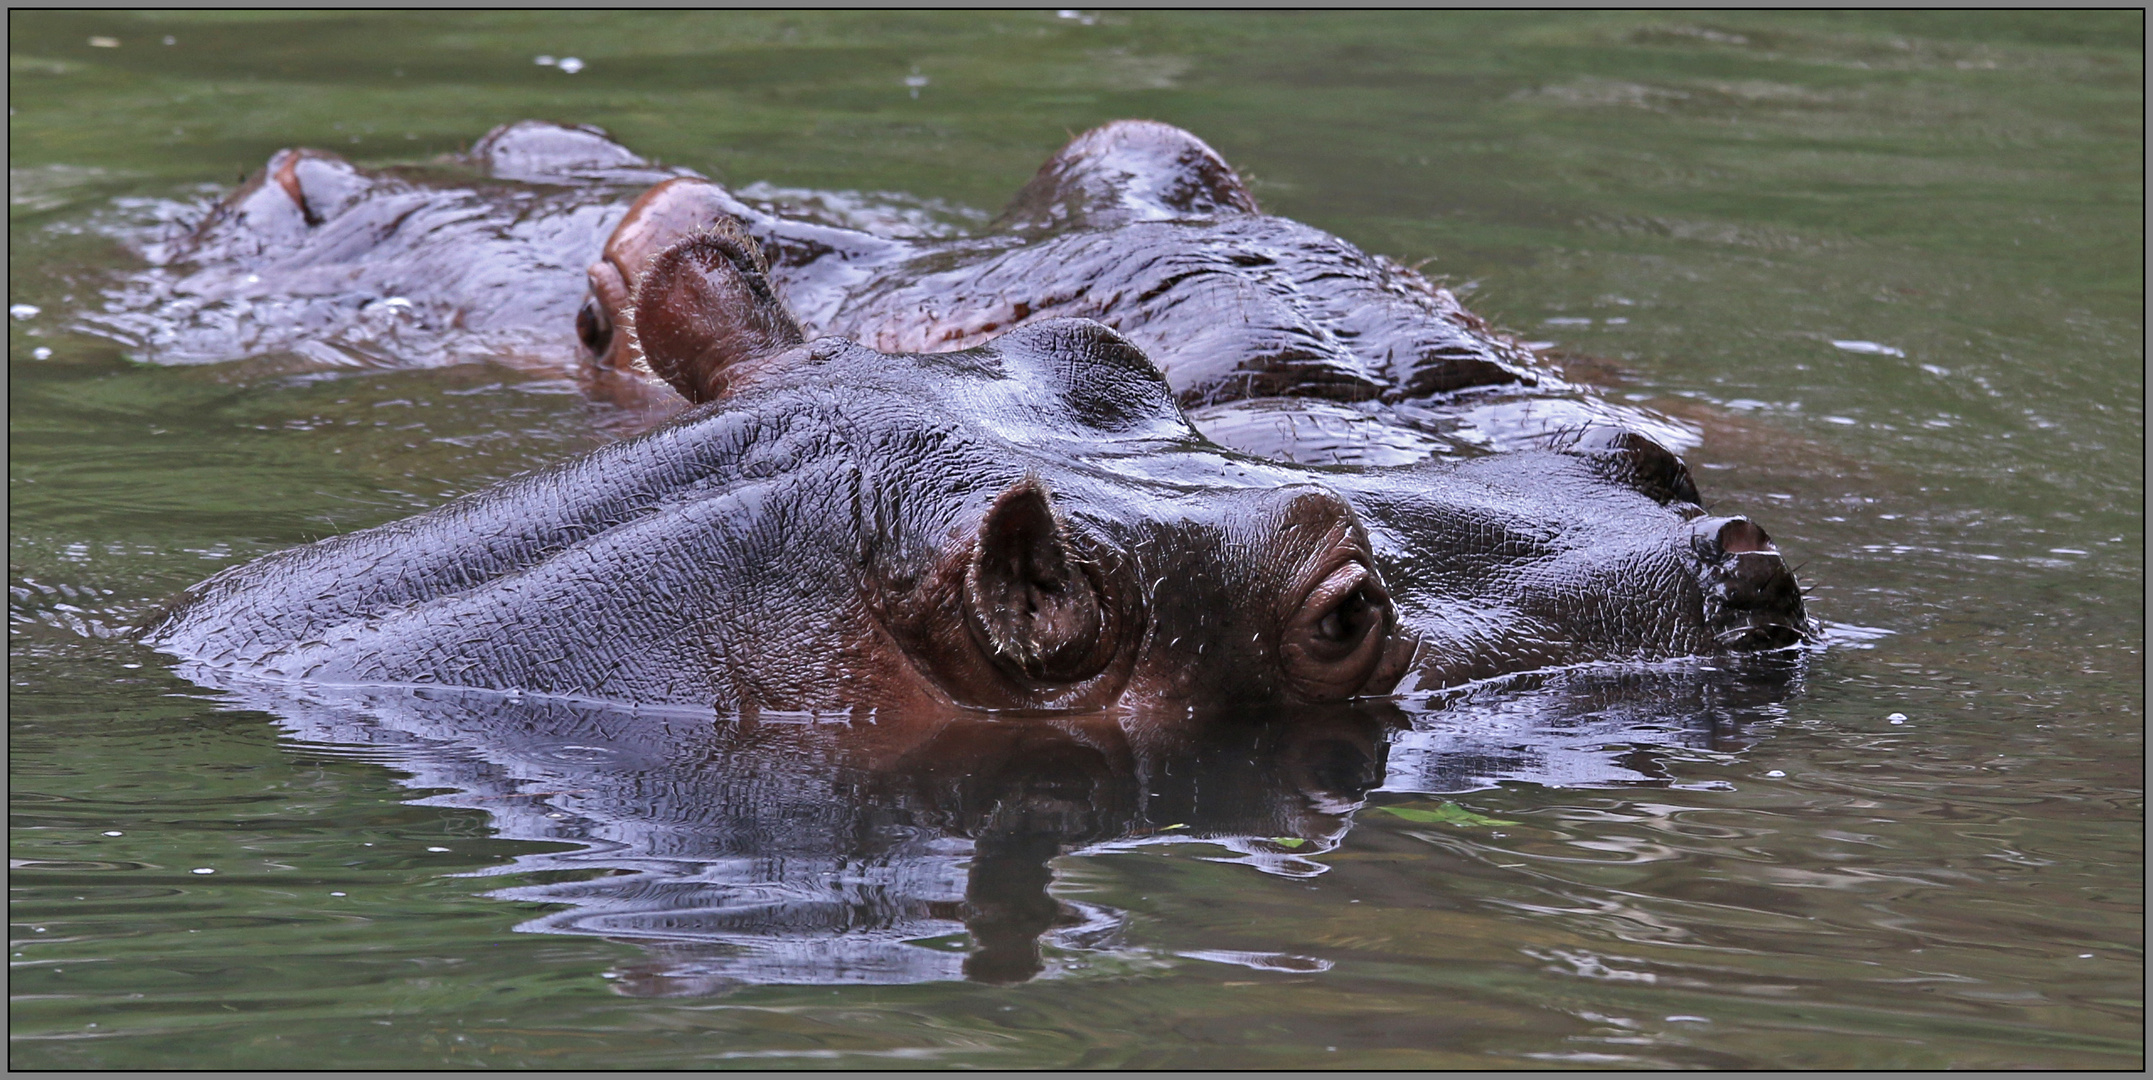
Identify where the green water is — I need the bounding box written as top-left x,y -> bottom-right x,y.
9,11 -> 2141,1069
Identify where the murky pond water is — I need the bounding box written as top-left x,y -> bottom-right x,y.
10,11 -> 2141,1069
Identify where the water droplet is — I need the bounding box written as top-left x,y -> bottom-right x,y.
1830,339 -> 1905,357
102,831 -> 122,837
191,867 -> 214,874
1765,770 -> 1786,777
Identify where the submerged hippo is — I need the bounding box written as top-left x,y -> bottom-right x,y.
580,121 -> 1532,409
86,119 -> 1682,461
145,224 -> 1812,713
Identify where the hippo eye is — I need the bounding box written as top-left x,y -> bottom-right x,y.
1316,587 -> 1377,648
575,294 -> 613,359
1281,560 -> 1392,702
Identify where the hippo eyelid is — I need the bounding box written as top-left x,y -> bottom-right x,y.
1278,554 -> 1394,701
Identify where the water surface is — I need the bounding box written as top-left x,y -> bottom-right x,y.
10,11 -> 2141,1069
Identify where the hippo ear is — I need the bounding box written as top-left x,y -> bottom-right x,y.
271,148 -> 371,227
584,178 -> 747,369
966,478 -> 1112,685
631,221 -> 806,403
994,120 -> 1261,233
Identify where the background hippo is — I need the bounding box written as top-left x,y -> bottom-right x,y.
82,119 -> 1693,461
146,231 -> 1811,713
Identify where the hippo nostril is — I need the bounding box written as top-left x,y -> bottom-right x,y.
1568,427 -> 1702,507
1716,518 -> 1774,555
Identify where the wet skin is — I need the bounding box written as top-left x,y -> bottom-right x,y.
89,122 -> 684,401
135,126 -> 1813,987
579,120 -> 1538,416
145,231 -> 1812,711
140,117 -> 1811,712
103,119 -> 1614,461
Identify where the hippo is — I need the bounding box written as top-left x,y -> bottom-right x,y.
84,121 -> 688,386
579,121 -> 1534,414
144,218 -> 1814,713
84,119 -> 1688,461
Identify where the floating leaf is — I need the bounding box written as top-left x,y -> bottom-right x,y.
1376,802 -> 1517,827
900,933 -> 971,953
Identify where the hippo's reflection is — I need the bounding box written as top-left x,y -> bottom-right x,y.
200,670 -> 1392,988
188,653 -> 1800,991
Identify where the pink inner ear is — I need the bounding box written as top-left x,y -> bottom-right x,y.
631,227 -> 804,403
968,479 -> 1110,684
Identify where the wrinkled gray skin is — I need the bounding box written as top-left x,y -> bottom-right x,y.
147,315 -> 1810,712
83,122 -> 687,385
121,120 -> 1814,992
86,119 -> 1684,460
141,118 -> 1811,713
581,121 -> 1537,412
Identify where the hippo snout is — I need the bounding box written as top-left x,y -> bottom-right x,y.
1690,516 -> 1813,650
